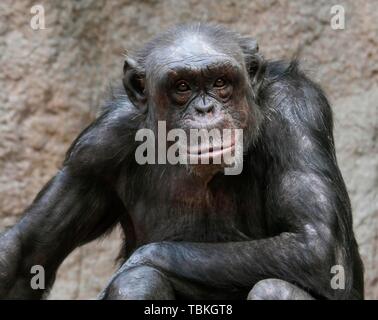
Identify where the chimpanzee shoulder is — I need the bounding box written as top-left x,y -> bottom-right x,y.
63,92 -> 144,177
258,60 -> 335,146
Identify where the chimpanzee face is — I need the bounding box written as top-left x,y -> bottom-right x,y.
146,36 -> 254,135
123,33 -> 262,176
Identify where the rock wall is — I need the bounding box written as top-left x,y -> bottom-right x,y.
0,0 -> 376,299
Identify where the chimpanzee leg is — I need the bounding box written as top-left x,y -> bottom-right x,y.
247,279 -> 315,300
100,266 -> 175,300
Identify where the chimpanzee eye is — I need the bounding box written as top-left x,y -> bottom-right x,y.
214,78 -> 226,88
175,80 -> 191,92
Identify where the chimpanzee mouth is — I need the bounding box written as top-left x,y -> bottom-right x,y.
185,139 -> 235,164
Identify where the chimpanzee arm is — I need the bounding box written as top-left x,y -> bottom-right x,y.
0,101 -> 141,299
119,64 -> 363,300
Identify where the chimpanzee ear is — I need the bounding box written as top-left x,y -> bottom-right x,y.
123,56 -> 147,110
239,37 -> 265,97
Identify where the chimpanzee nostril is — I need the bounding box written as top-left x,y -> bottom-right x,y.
195,103 -> 214,114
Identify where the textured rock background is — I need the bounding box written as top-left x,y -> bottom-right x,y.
0,0 -> 376,299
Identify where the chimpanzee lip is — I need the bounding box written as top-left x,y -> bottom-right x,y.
187,143 -> 234,156
186,135 -> 236,156
185,143 -> 235,165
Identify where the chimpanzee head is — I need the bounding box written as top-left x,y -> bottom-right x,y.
123,24 -> 265,177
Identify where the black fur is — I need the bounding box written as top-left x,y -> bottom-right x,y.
0,24 -> 363,300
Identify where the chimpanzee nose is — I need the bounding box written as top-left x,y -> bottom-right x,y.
195,102 -> 214,114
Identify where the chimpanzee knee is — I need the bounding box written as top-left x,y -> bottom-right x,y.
247,279 -> 314,300
101,265 -> 175,300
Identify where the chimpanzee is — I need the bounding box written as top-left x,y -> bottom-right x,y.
0,24 -> 364,300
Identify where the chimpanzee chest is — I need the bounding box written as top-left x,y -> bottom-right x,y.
122,165 -> 267,246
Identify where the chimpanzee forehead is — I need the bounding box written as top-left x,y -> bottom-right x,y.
169,34 -> 224,57
146,34 -> 244,76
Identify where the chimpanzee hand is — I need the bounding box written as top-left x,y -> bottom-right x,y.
118,242 -> 168,274
99,242 -> 178,300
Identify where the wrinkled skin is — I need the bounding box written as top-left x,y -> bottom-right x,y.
0,24 -> 364,300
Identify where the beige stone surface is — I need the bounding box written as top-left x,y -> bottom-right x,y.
0,0 -> 376,299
